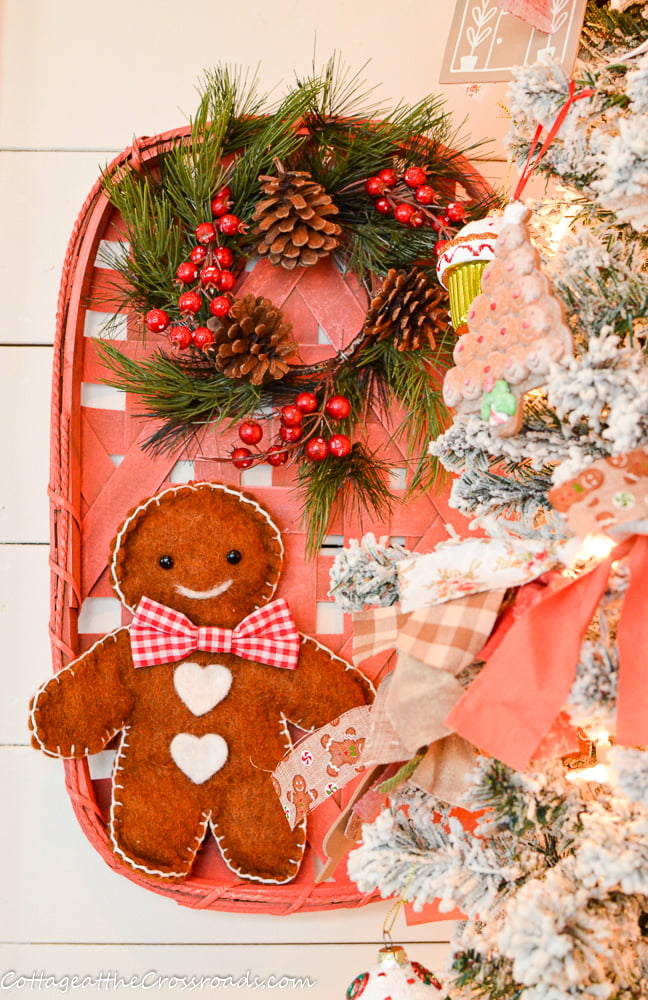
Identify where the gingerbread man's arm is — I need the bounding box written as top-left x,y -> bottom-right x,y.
29,628 -> 135,758
271,635 -> 373,732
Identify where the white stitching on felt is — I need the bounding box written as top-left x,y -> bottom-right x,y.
300,633 -> 376,694
174,578 -> 233,600
277,711 -> 292,751
29,627 -> 129,756
209,816 -> 306,885
109,727 -> 212,879
110,482 -> 284,611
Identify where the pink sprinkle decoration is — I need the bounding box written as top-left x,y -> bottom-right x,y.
483,365 -> 491,373
477,335 -> 484,343
490,302 -> 497,310
457,343 -> 463,352
464,377 -> 471,386
500,327 -> 507,335
522,321 -> 530,328
513,290 -> 520,298
469,308 -> 476,320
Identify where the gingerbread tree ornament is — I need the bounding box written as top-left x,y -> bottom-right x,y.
443,201 -> 573,436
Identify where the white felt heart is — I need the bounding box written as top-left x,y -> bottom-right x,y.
170,733 -> 228,784
173,662 -> 232,717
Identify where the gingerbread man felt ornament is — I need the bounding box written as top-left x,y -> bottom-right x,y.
30,482 -> 372,884
443,200 -> 573,436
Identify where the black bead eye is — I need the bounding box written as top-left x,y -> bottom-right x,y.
158,555 -> 174,569
226,549 -> 242,565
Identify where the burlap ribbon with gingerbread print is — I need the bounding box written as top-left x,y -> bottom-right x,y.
272,706 -> 372,829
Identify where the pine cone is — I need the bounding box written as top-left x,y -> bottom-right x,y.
363,268 -> 446,351
253,164 -> 342,270
208,294 -> 297,385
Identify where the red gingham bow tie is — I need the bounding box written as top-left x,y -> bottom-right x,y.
130,596 -> 300,670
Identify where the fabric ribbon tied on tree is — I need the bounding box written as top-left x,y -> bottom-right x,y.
447,534 -> 648,771
351,590 -> 505,805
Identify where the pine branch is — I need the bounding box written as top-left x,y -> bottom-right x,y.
99,169 -> 183,314
357,337 -> 454,494
96,340 -> 264,450
297,443 -> 394,556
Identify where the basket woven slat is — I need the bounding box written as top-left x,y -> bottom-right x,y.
49,127 -> 493,912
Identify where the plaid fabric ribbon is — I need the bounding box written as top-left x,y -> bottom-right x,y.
352,588 -> 505,672
130,596 -> 300,670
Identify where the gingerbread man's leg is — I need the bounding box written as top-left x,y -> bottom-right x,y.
110,739 -> 208,880
210,771 -> 306,884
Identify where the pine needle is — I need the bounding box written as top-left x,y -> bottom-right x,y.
297,444 -> 394,556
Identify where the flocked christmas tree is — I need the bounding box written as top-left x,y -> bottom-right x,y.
339,3 -> 648,998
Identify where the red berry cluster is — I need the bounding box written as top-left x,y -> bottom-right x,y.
364,166 -> 466,233
230,392 -> 354,468
143,185 -> 247,349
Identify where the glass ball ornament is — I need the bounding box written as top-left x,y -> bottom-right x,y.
345,946 -> 444,1000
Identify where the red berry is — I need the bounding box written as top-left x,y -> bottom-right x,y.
145,308 -> 170,333
218,213 -> 242,235
434,239 -> 450,257
403,165 -> 427,188
195,222 -> 217,244
176,262 -> 199,284
239,421 -> 263,445
168,325 -> 193,349
214,246 -> 234,268
325,395 -> 352,420
267,445 -> 288,467
328,433 -> 352,458
210,195 -> 231,217
191,326 -> 214,349
294,391 -> 318,413
199,265 -> 220,285
279,424 -> 303,443
280,404 -> 303,427
216,270 -> 236,292
178,290 -> 203,314
305,437 -> 329,461
378,168 -> 398,188
393,203 -> 415,225
189,245 -> 208,264
415,184 -> 436,205
365,176 -> 384,197
409,210 -> 425,228
231,447 -> 254,469
374,197 -> 392,215
445,202 -> 466,223
209,296 -> 231,318
215,185 -> 231,200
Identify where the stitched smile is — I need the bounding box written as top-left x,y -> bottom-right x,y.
174,579 -> 234,600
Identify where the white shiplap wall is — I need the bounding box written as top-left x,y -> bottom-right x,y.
0,1 -> 509,994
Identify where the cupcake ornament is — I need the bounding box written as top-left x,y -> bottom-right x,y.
435,215 -> 503,334
442,201 -> 573,437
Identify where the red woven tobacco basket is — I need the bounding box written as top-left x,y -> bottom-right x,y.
48,123 -> 493,913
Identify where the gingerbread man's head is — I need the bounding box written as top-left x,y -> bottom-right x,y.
110,482 -> 284,627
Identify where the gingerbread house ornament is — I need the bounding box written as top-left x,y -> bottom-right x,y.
442,201 -> 573,437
